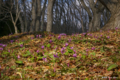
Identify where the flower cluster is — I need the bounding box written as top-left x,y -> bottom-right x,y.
68,39 -> 71,42
0,43 -> 7,51
20,44 -> 23,47
0,47 -> 3,51
73,50 -> 77,57
58,36 -> 61,39
43,57 -> 47,62
65,43 -> 68,47
49,40 -> 52,43
41,45 -> 44,49
61,47 -> 66,54
53,53 -> 59,58
36,35 -> 42,38
59,33 -> 66,36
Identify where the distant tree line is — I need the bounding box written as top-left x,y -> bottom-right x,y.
0,0 -> 119,37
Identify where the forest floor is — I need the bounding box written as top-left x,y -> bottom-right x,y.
0,29 -> 120,80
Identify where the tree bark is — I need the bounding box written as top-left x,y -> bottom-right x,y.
100,1 -> 120,30
35,0 -> 41,32
46,0 -> 55,32
19,14 -> 24,33
41,0 -> 47,31
23,0 -> 28,32
30,0 -> 36,32
10,0 -> 20,34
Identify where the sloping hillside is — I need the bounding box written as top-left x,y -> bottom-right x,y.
0,29 -> 120,79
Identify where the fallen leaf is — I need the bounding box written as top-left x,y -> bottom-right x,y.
104,71 -> 113,76
16,72 -> 22,78
42,66 -> 50,73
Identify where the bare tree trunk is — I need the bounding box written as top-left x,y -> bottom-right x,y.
0,0 -> 2,15
41,0 -> 47,31
23,0 -> 28,32
46,0 -> 55,32
19,14 -> 24,33
35,0 -> 41,32
100,0 -> 120,30
10,0 -> 21,34
78,0 -> 84,33
30,0 -> 36,32
87,0 -> 104,32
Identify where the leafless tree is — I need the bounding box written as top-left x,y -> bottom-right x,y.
9,0 -> 21,34
46,0 -> 55,32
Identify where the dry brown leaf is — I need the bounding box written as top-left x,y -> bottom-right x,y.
71,65 -> 76,68
96,54 -> 102,57
16,72 -> 22,78
66,60 -> 70,64
101,57 -> 109,61
42,66 -> 50,72
93,63 -> 100,67
105,45 -> 114,48
25,62 -> 36,67
104,71 -> 113,76
30,72 -> 37,75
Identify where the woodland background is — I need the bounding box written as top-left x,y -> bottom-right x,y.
0,0 -> 120,36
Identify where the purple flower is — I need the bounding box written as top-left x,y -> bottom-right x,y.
17,55 -> 20,59
54,67 -> 56,72
87,33 -> 90,35
43,57 -> 47,62
65,43 -> 68,47
96,36 -> 98,39
31,37 -> 34,39
91,47 -> 95,50
2,44 -> 7,47
36,50 -> 39,53
59,33 -> 66,36
55,47 -> 58,50
15,40 -> 18,42
82,33 -> 86,35
49,34 -> 52,36
74,50 -> 76,53
41,45 -> 44,49
8,50 -> 10,52
86,53 -> 88,56
53,53 -> 59,58
42,52 -> 44,55
115,27 -> 118,30
68,39 -> 71,42
0,47 -> 3,51
39,35 -> 41,38
0,43 -> 3,46
90,34 -> 92,36
49,40 -> 52,43
70,47 -> 73,49
86,49 -> 89,52
67,63 -> 69,67
36,35 -> 39,38
73,53 -> 77,57
107,36 -> 110,39
20,44 -> 23,47
61,47 -> 66,54
58,36 -> 61,39
10,40 -> 14,43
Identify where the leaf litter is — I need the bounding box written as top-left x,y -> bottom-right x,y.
0,29 -> 120,79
